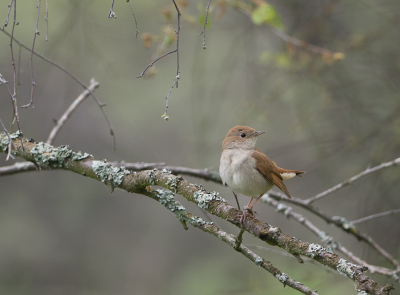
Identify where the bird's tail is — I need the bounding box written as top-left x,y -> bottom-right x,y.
277,168 -> 305,180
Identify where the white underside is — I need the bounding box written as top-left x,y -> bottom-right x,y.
220,149 -> 274,197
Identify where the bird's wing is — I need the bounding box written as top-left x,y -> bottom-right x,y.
252,148 -> 292,199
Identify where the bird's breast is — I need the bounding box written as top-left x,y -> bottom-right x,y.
219,149 -> 273,197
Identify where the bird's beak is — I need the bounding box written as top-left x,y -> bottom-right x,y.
254,131 -> 265,137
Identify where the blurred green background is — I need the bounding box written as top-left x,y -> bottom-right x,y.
1,0 -> 400,294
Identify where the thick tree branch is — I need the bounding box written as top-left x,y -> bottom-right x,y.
0,133 -> 394,295
144,188 -> 318,295
1,142 -> 397,271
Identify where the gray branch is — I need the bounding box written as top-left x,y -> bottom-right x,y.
0,132 -> 394,295
305,157 -> 400,204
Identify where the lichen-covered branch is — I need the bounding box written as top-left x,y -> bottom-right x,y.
267,191 -> 400,269
144,187 -> 318,295
261,195 -> 400,280
0,138 -> 397,272
0,132 -> 394,295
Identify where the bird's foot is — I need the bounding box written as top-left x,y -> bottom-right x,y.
239,206 -> 256,228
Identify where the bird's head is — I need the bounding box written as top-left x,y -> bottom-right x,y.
222,125 -> 265,150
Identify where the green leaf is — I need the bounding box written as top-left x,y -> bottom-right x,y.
251,3 -> 284,29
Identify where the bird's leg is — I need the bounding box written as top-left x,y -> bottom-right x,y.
232,191 -> 240,210
248,194 -> 264,212
240,196 -> 254,228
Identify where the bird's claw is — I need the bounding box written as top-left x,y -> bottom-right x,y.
238,206 -> 257,228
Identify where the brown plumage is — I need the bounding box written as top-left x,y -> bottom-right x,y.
253,148 -> 304,199
220,125 -> 304,227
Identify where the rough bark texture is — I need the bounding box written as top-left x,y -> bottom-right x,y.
0,132 -> 395,295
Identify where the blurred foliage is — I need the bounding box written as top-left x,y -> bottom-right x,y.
251,1 -> 283,29
1,0 -> 400,294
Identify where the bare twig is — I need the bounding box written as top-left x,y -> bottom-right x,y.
0,29 -> 116,150
5,0 -> 23,146
107,0 -> 138,37
0,118 -> 15,160
22,0 -> 41,108
137,0 -> 181,119
2,0 -> 13,29
136,49 -> 177,78
45,0 -> 48,41
200,0 -> 212,49
108,0 -> 117,18
172,0 -> 180,88
305,157 -> 400,204
162,76 -> 179,120
17,45 -> 21,94
46,79 -> 100,145
234,227 -> 245,251
352,209 -> 400,225
127,0 -> 138,38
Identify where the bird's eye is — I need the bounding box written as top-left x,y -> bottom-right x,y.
240,133 -> 246,138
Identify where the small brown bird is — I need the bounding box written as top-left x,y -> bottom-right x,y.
219,126 -> 304,227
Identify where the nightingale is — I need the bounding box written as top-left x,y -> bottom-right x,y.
219,125 -> 304,227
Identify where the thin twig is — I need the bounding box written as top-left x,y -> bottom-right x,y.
234,227 -> 245,251
16,44 -> 21,95
2,0 -> 14,29
305,157 -> 400,204
47,79 -> 100,145
6,0 -> 23,147
172,0 -> 180,88
0,118 -> 15,160
22,0 -> 41,108
127,0 -> 138,38
136,0 -> 181,119
0,29 -> 116,150
108,0 -> 117,18
4,83 -> 19,128
352,209 -> 400,225
45,0 -> 48,41
200,0 -> 212,49
136,49 -> 177,78
161,0 -> 181,119
162,76 -> 179,120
